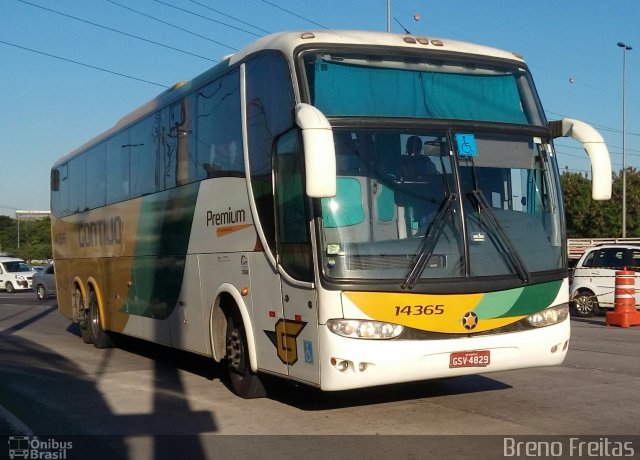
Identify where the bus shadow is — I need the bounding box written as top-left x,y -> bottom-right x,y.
77,326 -> 512,410
263,374 -> 511,411
1,325 -> 218,459
91,332 -> 223,382
0,333 -> 129,457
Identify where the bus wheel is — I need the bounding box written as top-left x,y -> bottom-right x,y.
225,312 -> 266,399
89,290 -> 113,349
75,287 -> 92,344
5,282 -> 14,293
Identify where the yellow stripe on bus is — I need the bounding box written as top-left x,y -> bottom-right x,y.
344,291 -> 524,333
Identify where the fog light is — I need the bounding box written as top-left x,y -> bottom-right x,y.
358,363 -> 368,372
550,344 -> 558,353
337,360 -> 349,372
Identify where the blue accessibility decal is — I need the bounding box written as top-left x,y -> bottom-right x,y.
303,340 -> 314,365
455,133 -> 478,157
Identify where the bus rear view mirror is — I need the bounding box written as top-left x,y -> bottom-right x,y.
549,118 -> 612,200
295,103 -> 336,198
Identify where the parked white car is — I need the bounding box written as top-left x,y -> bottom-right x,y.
0,256 -> 37,293
570,244 -> 640,317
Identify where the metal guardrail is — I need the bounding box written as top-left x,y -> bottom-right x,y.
568,238 -> 640,260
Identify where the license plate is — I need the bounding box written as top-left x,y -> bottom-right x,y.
449,350 -> 491,368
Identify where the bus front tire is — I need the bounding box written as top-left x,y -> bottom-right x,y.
89,291 -> 114,349
225,312 -> 266,399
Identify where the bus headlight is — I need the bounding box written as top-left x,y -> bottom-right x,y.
525,303 -> 569,328
327,319 -> 404,339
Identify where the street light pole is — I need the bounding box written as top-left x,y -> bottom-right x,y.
618,42 -> 632,238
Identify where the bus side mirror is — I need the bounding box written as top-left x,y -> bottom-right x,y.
549,118 -> 612,200
295,103 -> 336,198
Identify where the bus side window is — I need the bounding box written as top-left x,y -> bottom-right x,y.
196,68 -> 243,179
245,52 -> 296,255
129,115 -> 157,197
275,129 -> 312,281
106,129 -> 130,204
86,143 -> 106,209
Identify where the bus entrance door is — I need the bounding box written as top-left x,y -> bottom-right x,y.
279,281 -> 320,386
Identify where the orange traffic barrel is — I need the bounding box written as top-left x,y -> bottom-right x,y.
606,269 -> 640,327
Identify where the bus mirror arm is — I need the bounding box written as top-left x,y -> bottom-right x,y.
549,118 -> 612,200
295,103 -> 337,198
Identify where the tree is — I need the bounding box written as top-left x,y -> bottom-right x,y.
0,216 -> 51,261
561,169 -> 640,238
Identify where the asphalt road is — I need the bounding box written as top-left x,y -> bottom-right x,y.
1,291 -> 639,459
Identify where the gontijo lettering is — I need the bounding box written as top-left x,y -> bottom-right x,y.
78,216 -> 122,248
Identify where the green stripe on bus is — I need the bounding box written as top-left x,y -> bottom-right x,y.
125,183 -> 199,318
499,280 -> 563,317
473,280 -> 563,319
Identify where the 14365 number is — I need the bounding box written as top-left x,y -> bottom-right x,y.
394,305 -> 445,316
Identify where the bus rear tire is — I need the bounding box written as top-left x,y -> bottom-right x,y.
81,322 -> 93,344
226,312 -> 266,399
89,290 -> 114,349
75,287 -> 93,344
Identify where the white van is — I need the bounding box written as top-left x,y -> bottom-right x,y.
0,257 -> 36,293
570,244 -> 640,316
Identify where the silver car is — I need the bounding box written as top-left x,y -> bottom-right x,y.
33,263 -> 56,300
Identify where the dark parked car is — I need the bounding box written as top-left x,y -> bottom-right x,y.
33,263 -> 56,300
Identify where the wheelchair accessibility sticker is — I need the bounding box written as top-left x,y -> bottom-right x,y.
455,133 -> 478,157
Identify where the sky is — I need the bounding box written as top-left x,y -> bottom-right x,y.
1,0 -> 639,216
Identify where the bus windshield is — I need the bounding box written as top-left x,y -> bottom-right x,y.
319,128 -> 563,284
302,51 -> 544,125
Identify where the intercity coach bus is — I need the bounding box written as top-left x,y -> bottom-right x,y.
51,30 -> 611,398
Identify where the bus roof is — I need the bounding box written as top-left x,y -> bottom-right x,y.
53,30 -> 525,168
227,30 -> 524,66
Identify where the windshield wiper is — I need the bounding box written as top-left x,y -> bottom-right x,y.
470,190 -> 530,283
402,193 -> 456,290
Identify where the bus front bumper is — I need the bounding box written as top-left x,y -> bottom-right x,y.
317,317 -> 570,391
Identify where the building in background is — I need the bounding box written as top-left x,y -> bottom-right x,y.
15,210 -> 50,221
